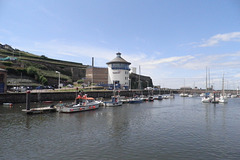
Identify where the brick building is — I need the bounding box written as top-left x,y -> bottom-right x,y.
85,67 -> 108,85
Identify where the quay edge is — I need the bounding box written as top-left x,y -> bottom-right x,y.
0,90 -> 175,104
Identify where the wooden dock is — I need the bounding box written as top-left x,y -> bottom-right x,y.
22,106 -> 56,114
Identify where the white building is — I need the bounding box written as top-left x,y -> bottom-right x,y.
106,52 -> 131,90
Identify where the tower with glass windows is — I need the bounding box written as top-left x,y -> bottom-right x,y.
106,52 -> 131,90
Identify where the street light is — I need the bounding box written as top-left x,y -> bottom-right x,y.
128,78 -> 131,91
56,71 -> 60,89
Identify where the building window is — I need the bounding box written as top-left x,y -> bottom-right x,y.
111,63 -> 130,70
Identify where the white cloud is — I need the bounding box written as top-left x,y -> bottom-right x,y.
198,32 -> 240,47
29,40 -> 116,60
13,39 -> 240,89
141,55 -> 194,65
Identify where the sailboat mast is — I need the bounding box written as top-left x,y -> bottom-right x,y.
206,67 -> 208,92
208,68 -> 210,89
222,73 -> 224,96
138,65 -> 141,90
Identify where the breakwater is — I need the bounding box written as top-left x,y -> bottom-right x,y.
0,90 -> 171,104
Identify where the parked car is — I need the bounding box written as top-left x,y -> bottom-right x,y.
10,86 -> 27,92
36,86 -> 44,90
67,84 -> 74,88
46,86 -> 54,89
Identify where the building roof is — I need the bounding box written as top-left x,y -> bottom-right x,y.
106,52 -> 131,65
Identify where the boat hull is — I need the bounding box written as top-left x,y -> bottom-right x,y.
104,101 -> 123,107
57,103 -> 99,113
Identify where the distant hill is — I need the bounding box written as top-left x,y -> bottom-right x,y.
0,43 -> 87,87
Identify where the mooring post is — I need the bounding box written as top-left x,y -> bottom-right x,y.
26,90 -> 31,110
76,87 -> 79,97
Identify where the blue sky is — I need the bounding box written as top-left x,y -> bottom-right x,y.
1,0 -> 240,89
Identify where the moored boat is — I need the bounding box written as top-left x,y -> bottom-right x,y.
201,92 -> 213,103
56,94 -> 100,113
219,73 -> 228,103
139,95 -> 148,101
154,95 -> 163,100
129,97 -> 142,103
180,93 -> 189,97
104,96 -> 123,107
147,96 -> 154,101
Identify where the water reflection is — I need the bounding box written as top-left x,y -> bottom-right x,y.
1,96 -> 240,159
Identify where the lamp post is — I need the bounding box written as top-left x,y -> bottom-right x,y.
56,71 -> 60,89
128,78 -> 131,91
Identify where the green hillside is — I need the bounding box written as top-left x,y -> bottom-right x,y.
0,44 -> 87,87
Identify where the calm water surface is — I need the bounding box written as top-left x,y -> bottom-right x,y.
1,96 -> 240,160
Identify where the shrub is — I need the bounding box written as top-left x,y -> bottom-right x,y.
27,66 -> 38,77
39,75 -> 48,85
2,61 -> 13,66
77,79 -> 84,84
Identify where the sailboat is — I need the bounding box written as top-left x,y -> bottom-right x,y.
188,82 -> 197,97
180,79 -> 188,97
154,86 -> 163,100
168,90 -> 175,99
230,86 -> 238,98
219,73 -> 228,103
202,67 -> 212,103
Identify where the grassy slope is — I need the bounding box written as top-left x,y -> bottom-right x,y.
0,48 -> 85,68
0,48 -> 87,85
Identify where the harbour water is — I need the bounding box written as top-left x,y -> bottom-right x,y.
1,95 -> 240,160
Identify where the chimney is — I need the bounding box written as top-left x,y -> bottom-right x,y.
92,57 -> 94,67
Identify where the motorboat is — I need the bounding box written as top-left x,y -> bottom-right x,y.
57,94 -> 100,113
147,96 -> 154,101
104,96 -> 123,107
129,97 -> 143,103
139,95 -> 148,101
201,93 -> 212,103
180,93 -> 188,97
202,96 -> 212,103
154,95 -> 163,100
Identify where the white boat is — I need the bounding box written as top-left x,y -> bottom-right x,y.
231,94 -> 237,98
147,96 -> 154,101
139,95 -> 148,101
219,95 -> 228,103
104,96 -> 123,107
57,94 -> 100,113
154,95 -> 163,100
219,73 -> 228,103
3,103 -> 13,106
201,92 -> 212,103
168,94 -> 175,99
180,93 -> 188,97
188,94 -> 197,97
129,97 -> 143,103
202,67 -> 212,103
168,91 -> 175,99
202,96 -> 212,103
200,93 -> 205,97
